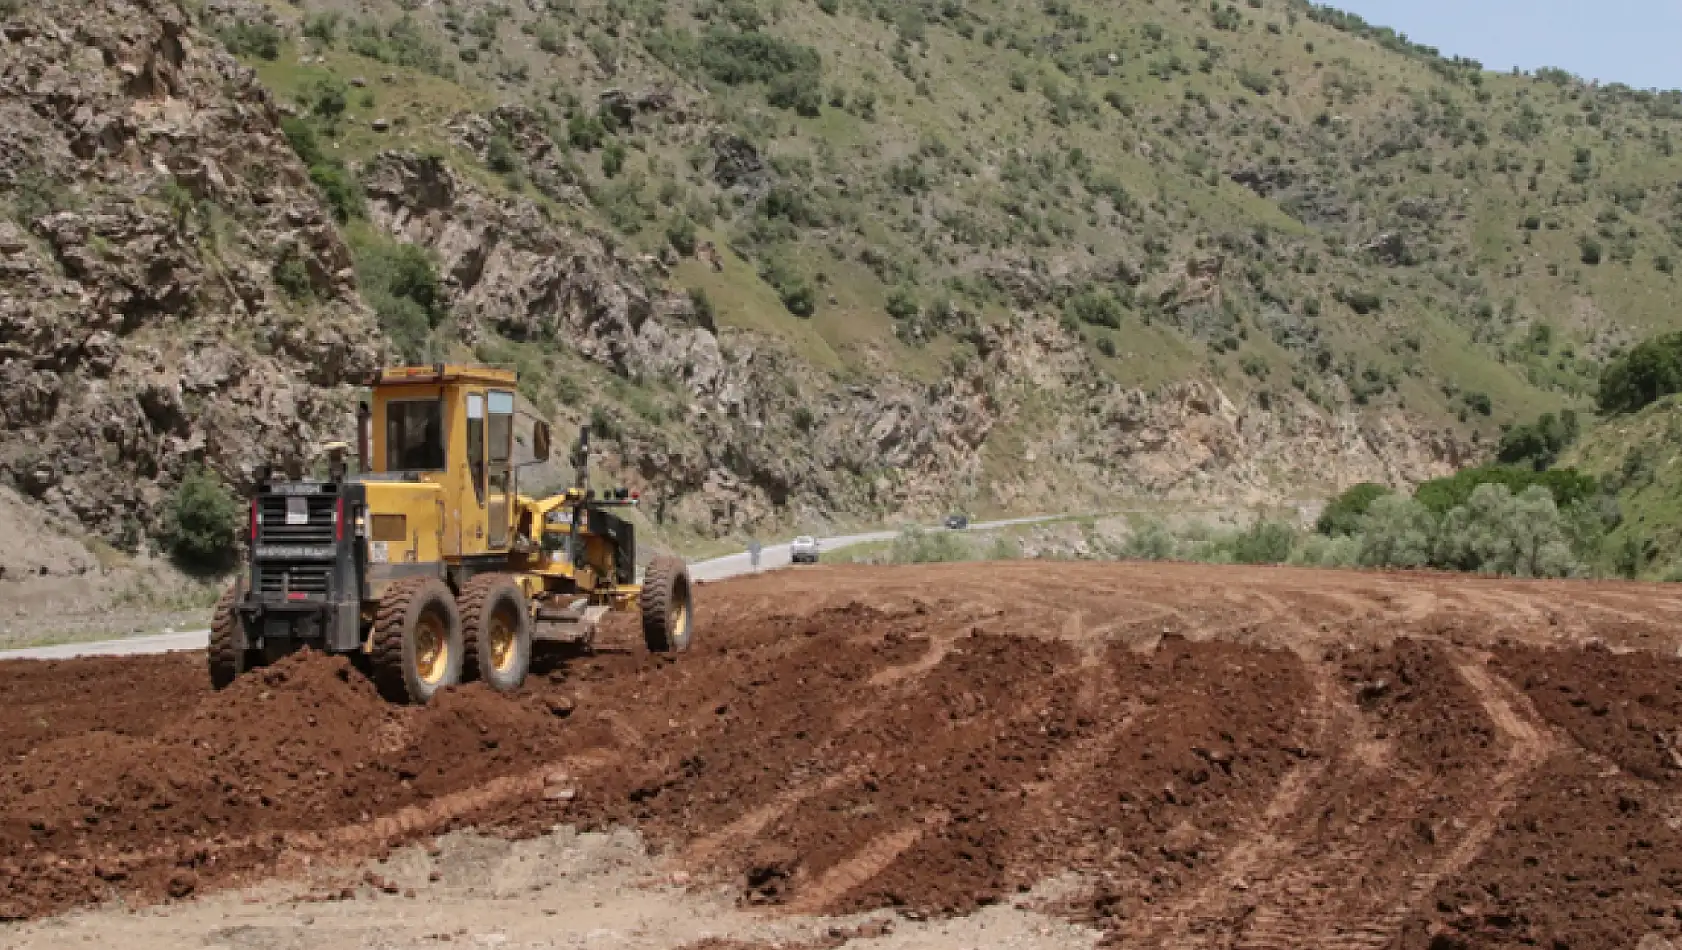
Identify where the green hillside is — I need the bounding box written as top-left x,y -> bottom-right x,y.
207,0 -> 1682,434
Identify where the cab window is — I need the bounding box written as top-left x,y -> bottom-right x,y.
386,399 -> 445,471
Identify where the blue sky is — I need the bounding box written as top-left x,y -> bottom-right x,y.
1330,1 -> 1682,91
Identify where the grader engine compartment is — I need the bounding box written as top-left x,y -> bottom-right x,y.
211,364 -> 695,704
242,477 -> 366,655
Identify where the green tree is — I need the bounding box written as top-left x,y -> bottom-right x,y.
1495,410 -> 1579,471
161,465 -> 242,572
1598,331 -> 1682,414
1414,465 -> 1596,515
1356,495 -> 1437,568
1432,484 -> 1579,577
1317,482 -> 1392,536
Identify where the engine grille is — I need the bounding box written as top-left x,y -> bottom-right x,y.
258,493 -> 337,544
257,562 -> 332,598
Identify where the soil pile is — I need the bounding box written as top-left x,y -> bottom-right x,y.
5,561 -> 1682,948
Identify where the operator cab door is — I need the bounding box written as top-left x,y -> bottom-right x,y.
466,390 -> 516,552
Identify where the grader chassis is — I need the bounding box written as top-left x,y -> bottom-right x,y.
211,364 -> 694,703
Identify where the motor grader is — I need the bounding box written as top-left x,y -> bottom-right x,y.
210,364 -> 694,703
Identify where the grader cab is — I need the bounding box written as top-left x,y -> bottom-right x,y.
211,364 -> 694,703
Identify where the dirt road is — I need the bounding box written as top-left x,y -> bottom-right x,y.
3,562 -> 1682,949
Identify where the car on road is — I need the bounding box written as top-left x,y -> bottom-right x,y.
944,514 -> 970,530
791,535 -> 821,564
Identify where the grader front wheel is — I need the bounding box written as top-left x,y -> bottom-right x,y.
371,577 -> 464,704
640,556 -> 694,653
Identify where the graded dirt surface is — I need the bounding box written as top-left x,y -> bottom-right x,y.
4,562 -> 1682,949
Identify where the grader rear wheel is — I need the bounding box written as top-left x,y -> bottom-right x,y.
370,577 -> 464,704
207,582 -> 256,690
640,556 -> 694,653
460,573 -> 532,693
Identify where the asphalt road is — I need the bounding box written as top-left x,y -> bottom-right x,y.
0,516 -> 1061,661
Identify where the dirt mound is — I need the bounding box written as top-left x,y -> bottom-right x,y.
0,651 -> 584,918
1393,643 -> 1682,949
7,561 -> 1682,946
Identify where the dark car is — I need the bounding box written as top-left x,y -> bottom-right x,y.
944,514 -> 970,530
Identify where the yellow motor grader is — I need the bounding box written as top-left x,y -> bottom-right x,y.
210,364 -> 694,703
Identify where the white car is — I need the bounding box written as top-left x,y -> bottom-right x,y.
790,536 -> 820,564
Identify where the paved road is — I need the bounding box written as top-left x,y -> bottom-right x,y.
0,515 -> 1063,661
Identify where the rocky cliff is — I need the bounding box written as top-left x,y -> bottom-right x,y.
0,0 -> 1473,556
0,0 -> 383,542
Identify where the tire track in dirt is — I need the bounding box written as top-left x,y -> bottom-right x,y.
1122,641 -> 1552,950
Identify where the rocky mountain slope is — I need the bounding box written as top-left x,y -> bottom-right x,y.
4,0 -> 1680,555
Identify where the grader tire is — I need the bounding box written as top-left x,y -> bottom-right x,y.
208,583 -> 254,690
460,573 -> 532,693
640,556 -> 694,653
370,577 -> 464,704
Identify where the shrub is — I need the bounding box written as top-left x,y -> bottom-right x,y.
312,77 -> 349,121
1232,520 -> 1297,565
1579,236 -> 1602,265
697,28 -> 820,86
1124,518 -> 1176,561
272,246 -> 314,301
1413,464 -> 1596,515
666,216 -> 697,255
767,74 -> 823,115
1356,495 -> 1437,568
1598,331 -> 1682,414
351,232 -> 445,361
486,133 -> 520,174
688,287 -> 716,325
1290,534 -> 1361,568
1317,482 -> 1392,536
601,140 -> 626,177
161,465 -> 242,572
885,286 -> 920,321
760,256 -> 815,317
1065,288 -> 1124,329
889,526 -> 968,564
218,19 -> 282,60
309,162 -> 365,222
1495,410 -> 1579,471
792,406 -> 816,431
1432,484 -> 1579,577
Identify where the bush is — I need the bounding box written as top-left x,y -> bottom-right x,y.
767,74 -> 823,115
1123,518 -> 1176,561
1290,534 -> 1361,568
1495,410 -> 1579,471
889,526 -> 968,564
1065,287 -> 1124,329
1414,464 -> 1596,515
218,19 -> 282,60
272,246 -> 314,301
351,232 -> 446,361
486,133 -> 520,174
1232,520 -> 1297,564
697,28 -> 821,85
161,465 -> 242,572
688,287 -> 716,325
1579,237 -> 1602,265
309,162 -> 365,222
601,140 -> 626,178
1317,482 -> 1392,536
1598,331 -> 1682,413
1357,495 -> 1437,568
1432,484 -> 1580,577
666,216 -> 697,255
760,256 -> 815,317
885,286 -> 920,321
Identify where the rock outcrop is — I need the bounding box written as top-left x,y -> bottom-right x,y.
0,0 -> 383,541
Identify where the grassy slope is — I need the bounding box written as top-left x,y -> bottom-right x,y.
220,0 -> 1682,501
